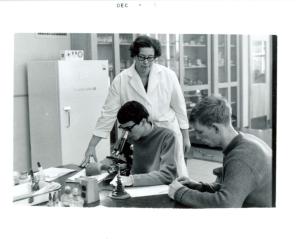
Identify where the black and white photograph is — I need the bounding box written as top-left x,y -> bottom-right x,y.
12,33 -> 276,209
1,1 -> 300,239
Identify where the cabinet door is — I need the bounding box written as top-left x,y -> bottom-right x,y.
58,61 -> 110,165
180,34 -> 211,118
212,34 -> 240,128
97,34 -> 115,82
151,34 -> 180,77
119,33 -> 135,71
168,34 -> 180,76
184,89 -> 209,118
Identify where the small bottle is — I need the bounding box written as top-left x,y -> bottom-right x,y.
61,186 -> 72,207
52,191 -> 61,207
37,162 -> 46,182
30,170 -> 39,192
52,192 -> 57,207
71,188 -> 84,207
47,193 -> 53,207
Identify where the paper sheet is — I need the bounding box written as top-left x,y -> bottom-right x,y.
13,181 -> 61,202
36,167 -> 76,182
125,185 -> 169,198
68,169 -> 86,180
68,169 -> 109,183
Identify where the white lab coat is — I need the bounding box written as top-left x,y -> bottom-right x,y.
94,63 -> 189,176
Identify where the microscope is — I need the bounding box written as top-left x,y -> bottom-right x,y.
84,129 -> 133,178
106,129 -> 132,176
107,129 -> 132,200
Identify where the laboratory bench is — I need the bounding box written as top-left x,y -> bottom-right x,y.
23,164 -> 188,208
14,155 -> 223,208
57,161 -> 223,208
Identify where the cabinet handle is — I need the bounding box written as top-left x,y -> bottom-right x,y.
63,106 -> 71,128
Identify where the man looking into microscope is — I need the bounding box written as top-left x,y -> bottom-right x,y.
87,100 -> 177,187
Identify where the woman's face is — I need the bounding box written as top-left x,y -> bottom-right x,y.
134,47 -> 155,76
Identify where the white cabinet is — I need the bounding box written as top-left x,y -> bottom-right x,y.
27,60 -> 110,169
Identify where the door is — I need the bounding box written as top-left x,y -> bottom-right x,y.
58,60 -> 110,165
249,35 -> 272,129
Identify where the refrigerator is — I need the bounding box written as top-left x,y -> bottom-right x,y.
27,60 -> 110,170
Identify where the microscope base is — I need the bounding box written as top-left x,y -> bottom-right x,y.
109,191 -> 131,200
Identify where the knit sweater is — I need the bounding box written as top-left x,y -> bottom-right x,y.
174,132 -> 273,208
131,126 -> 177,186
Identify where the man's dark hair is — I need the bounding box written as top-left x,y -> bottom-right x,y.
117,101 -> 149,124
189,95 -> 232,127
129,35 -> 161,58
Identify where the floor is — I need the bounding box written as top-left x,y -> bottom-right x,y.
186,158 -> 222,183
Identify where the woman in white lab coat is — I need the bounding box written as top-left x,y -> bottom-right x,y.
81,35 -> 190,177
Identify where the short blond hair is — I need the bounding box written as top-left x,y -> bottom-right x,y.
189,95 -> 232,127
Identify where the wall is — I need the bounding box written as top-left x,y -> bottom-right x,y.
14,33 -> 70,172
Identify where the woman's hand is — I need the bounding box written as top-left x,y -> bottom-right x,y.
80,135 -> 102,167
80,145 -> 98,168
181,129 -> 191,154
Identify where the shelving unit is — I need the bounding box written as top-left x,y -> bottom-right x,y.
119,34 -> 135,72
179,34 -> 212,119
96,34 -> 115,81
146,34 -> 180,76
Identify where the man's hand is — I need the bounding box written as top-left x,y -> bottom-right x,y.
80,146 -> 98,168
110,175 -> 134,187
177,176 -> 203,190
168,179 -> 184,200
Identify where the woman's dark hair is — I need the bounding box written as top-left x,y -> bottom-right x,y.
129,35 -> 161,58
117,101 -> 149,125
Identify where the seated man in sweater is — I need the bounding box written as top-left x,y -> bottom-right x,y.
168,95 -> 273,208
87,100 -> 177,187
